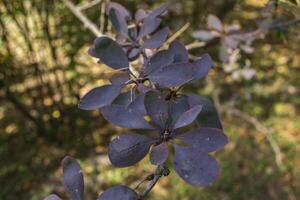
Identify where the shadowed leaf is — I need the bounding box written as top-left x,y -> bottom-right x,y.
144,50 -> 174,75
62,156 -> 84,200
79,85 -> 122,110
192,53 -> 213,81
169,41 -> 189,63
88,37 -> 129,69
173,145 -> 219,186
176,128 -> 228,152
150,142 -> 169,165
142,27 -> 170,49
108,133 -> 153,167
109,9 -> 128,37
174,105 -> 203,129
102,105 -> 154,129
138,17 -> 162,39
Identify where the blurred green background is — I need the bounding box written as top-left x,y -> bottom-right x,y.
0,0 -> 299,199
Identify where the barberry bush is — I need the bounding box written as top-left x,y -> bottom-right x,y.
45,2 -> 227,200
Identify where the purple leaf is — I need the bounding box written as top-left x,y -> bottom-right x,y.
127,48 -> 141,61
188,94 -> 223,129
101,104 -> 154,129
135,9 -> 147,23
176,128 -> 228,152
150,142 -> 169,165
112,91 -> 133,106
127,94 -> 146,115
142,27 -> 170,49
144,91 -> 169,129
192,53 -> 213,81
174,105 -> 203,129
62,156 -> 84,200
169,41 -> 189,63
147,4 -> 168,19
192,30 -> 216,41
88,37 -> 129,69
138,17 -> 162,39
79,85 -> 122,110
144,50 -> 174,75
173,145 -> 219,186
97,185 -> 138,200
207,14 -> 223,32
148,63 -> 194,88
168,96 -> 189,126
109,9 -> 128,37
107,2 -> 131,21
44,194 -> 62,200
108,133 -> 153,167
109,71 -> 130,85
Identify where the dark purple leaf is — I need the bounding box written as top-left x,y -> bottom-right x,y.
44,194 -> 62,200
79,85 -> 122,110
109,71 -> 130,85
192,30 -> 216,41
127,48 -> 141,61
174,105 -> 203,129
127,94 -> 146,115
138,17 -> 162,39
88,37 -> 129,69
150,142 -> 169,165
108,133 -> 153,167
107,2 -> 131,21
176,128 -> 228,152
128,27 -> 138,41
142,27 -> 170,49
109,9 -> 128,37
192,53 -> 212,81
169,41 -> 189,63
188,94 -> 223,129
112,91 -> 133,106
173,145 -> 219,186
147,4 -> 168,19
144,91 -> 169,129
62,156 -> 84,200
136,84 -> 151,94
207,14 -> 223,32
148,63 -> 194,88
144,50 -> 174,75
168,96 -> 189,126
135,9 -> 147,23
101,104 -> 154,129
97,185 -> 138,200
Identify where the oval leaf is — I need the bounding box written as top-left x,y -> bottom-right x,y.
148,63 -> 194,88
144,91 -> 169,129
142,27 -> 170,49
101,104 -> 154,129
150,142 -> 169,165
108,133 -> 153,167
97,185 -> 138,200
62,156 -> 84,200
88,37 -> 129,69
174,105 -> 203,129
107,2 -> 131,21
168,96 -> 190,126
188,94 -> 223,129
79,85 -> 122,110
207,14 -> 223,32
176,128 -> 228,152
144,50 -> 174,75
135,9 -> 147,23
147,4 -> 168,19
192,30 -> 216,41
192,53 -> 213,81
169,41 -> 189,63
173,145 -> 219,186
138,17 -> 161,39
109,9 -> 128,37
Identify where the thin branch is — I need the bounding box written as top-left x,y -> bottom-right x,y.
138,164 -> 170,199
186,41 -> 205,50
160,22 -> 190,50
228,108 -> 284,169
62,0 -> 104,37
78,0 -> 102,11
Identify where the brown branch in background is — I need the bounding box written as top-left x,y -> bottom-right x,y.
78,0 -> 103,11
62,0 -> 104,37
228,108 -> 284,169
160,22 -> 191,50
